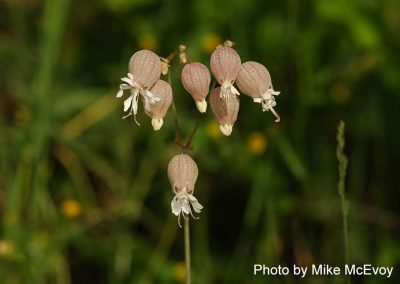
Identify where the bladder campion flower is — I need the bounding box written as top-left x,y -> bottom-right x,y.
236,61 -> 281,122
168,154 -> 203,226
116,50 -> 162,124
142,79 -> 172,130
210,87 -> 240,136
210,45 -> 241,99
181,62 -> 211,113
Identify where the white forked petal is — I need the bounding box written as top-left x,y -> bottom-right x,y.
267,89 -> 280,96
171,199 -> 181,216
220,80 -> 230,99
142,89 -> 161,103
116,89 -> 124,98
230,84 -> 240,96
119,84 -> 131,90
123,95 -> 133,112
253,89 -> 281,122
220,80 -> 240,99
117,73 -> 148,125
170,189 -> 203,227
188,194 -> 203,213
121,77 -> 134,86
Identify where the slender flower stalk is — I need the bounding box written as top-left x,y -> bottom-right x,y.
184,218 -> 191,284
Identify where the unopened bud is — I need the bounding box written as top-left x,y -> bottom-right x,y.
143,79 -> 172,130
223,40 -> 235,47
209,87 -> 240,136
178,44 -> 187,64
181,62 -> 211,113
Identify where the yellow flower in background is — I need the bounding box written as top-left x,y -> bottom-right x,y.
248,132 -> 268,155
173,262 -> 186,282
201,33 -> 222,53
205,120 -> 222,139
137,34 -> 158,51
60,199 -> 82,218
0,240 -> 15,257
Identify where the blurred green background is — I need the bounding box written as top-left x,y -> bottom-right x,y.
1,0 -> 400,283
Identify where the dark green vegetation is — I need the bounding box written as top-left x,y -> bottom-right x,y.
1,0 -> 399,283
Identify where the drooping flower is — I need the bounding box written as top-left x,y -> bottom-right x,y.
181,62 -> 211,113
168,154 -> 203,226
142,79 -> 172,131
209,87 -> 240,136
236,61 -> 281,122
210,45 -> 241,99
116,50 -> 162,124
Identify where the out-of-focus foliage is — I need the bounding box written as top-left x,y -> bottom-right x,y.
1,0 -> 400,283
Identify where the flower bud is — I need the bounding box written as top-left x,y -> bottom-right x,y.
143,80 -> 172,130
168,154 -> 203,225
160,58 -> 170,75
181,62 -> 211,113
178,44 -> 187,64
128,50 -> 161,89
210,87 -> 240,136
236,61 -> 281,122
210,45 -> 241,98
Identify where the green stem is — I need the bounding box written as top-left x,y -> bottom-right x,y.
184,218 -> 191,284
167,70 -> 184,148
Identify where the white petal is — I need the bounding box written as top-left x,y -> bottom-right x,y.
191,200 -> 203,213
171,199 -> 181,216
127,73 -> 134,81
267,89 -> 280,96
120,83 -> 131,90
116,89 -> 124,98
230,85 -> 240,96
121,78 -> 133,86
182,200 -> 191,215
188,195 -> 203,213
123,96 -> 133,112
253,98 -> 262,103
143,97 -> 152,112
143,90 -> 161,102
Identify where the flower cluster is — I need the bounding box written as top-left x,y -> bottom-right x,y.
115,41 -> 281,223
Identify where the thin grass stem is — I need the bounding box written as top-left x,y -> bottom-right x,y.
336,120 -> 350,284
